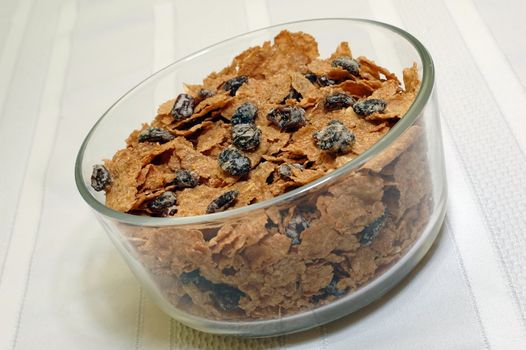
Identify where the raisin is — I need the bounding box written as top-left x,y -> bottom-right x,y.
91,164 -> 111,192
313,120 -> 355,155
332,56 -> 360,76
181,270 -> 214,291
212,283 -> 245,311
223,75 -> 248,96
324,93 -> 356,111
324,278 -> 346,297
304,72 -> 318,84
285,214 -> 310,245
180,269 -> 201,284
147,191 -> 177,217
266,171 -> 275,185
311,275 -> 347,303
198,88 -> 215,100
195,276 -> 214,291
317,75 -> 336,86
194,88 -> 215,105
171,93 -> 194,120
217,148 -> 251,177
231,102 -> 258,125
353,98 -> 387,116
179,269 -> 245,311
324,276 -> 346,297
138,127 -> 174,144
304,72 -> 335,86
222,267 -> 237,276
206,190 -> 239,214
173,169 -> 199,189
278,164 -> 292,178
278,163 -> 304,178
282,88 -> 302,102
267,106 -> 306,131
359,212 -> 387,245
231,123 -> 261,151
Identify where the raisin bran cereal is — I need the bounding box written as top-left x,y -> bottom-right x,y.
92,31 -> 431,320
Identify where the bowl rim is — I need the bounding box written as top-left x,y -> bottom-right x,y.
75,17 -> 435,226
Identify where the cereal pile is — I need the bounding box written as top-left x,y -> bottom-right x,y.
92,31 -> 432,319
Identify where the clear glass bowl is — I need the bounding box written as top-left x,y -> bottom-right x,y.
75,18 -> 446,337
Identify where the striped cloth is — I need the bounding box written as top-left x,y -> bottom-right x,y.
0,0 -> 525,349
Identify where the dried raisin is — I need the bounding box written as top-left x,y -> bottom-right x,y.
218,147 -> 251,176
179,269 -> 244,311
223,75 -> 248,96
332,56 -> 360,76
317,75 -> 336,86
313,120 -> 355,154
231,123 -> 261,151
324,93 -> 356,111
213,283 -> 245,311
359,212 -> 387,245
180,269 -> 201,284
278,163 -> 304,178
325,277 -> 346,297
147,191 -> 177,217
283,88 -> 302,102
304,72 -> 335,87
138,127 -> 174,144
91,164 -> 111,192
285,214 -> 310,245
267,106 -> 306,131
173,169 -> 198,189
311,275 -> 347,303
198,88 -> 215,100
206,190 -> 239,214
194,88 -> 215,105
353,98 -> 387,116
304,72 -> 318,84
171,93 -> 194,120
231,102 -> 258,125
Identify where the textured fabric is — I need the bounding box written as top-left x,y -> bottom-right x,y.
0,0 -> 525,349
474,0 -> 526,89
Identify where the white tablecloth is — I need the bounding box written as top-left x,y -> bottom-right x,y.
1,0 -> 525,349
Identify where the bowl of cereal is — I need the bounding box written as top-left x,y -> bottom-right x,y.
75,18 -> 446,337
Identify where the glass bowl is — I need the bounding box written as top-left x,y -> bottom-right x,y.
75,18 -> 446,337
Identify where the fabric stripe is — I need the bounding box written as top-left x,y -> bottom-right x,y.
398,0 -> 526,334
444,219 -> 490,349
0,1 -> 76,349
169,319 -> 176,350
472,0 -> 526,89
0,0 -> 34,124
0,0 -> 41,290
134,287 -> 145,350
443,0 -> 526,329
444,0 -> 526,155
441,125 -> 526,348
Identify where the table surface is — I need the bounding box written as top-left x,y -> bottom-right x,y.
1,0 -> 525,349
